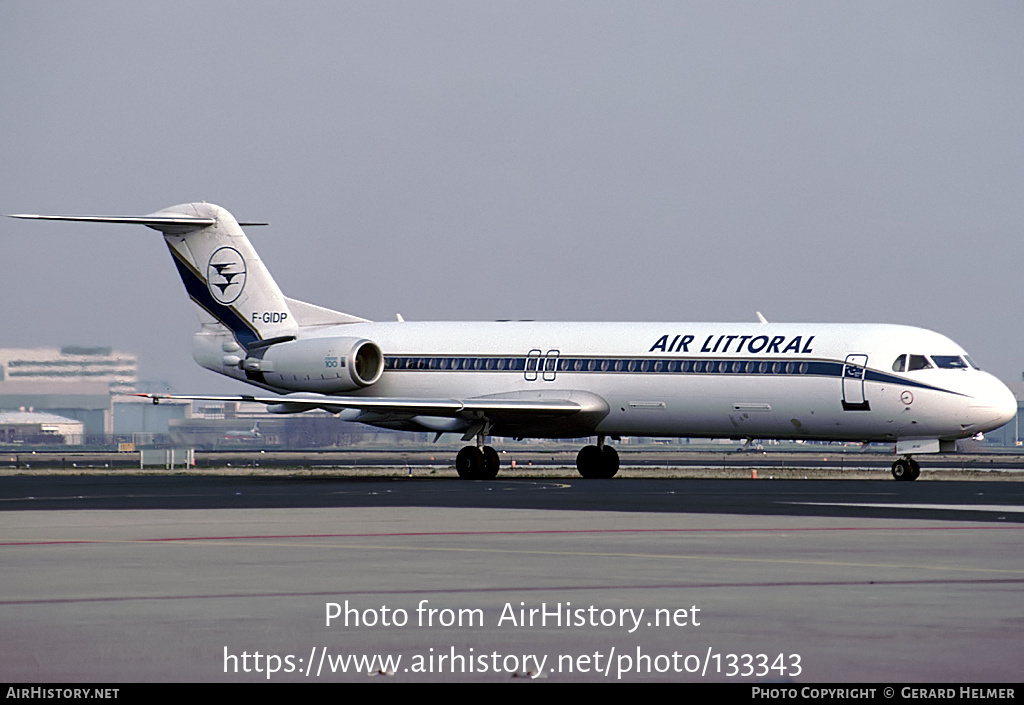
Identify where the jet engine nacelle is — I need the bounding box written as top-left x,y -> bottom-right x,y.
241,336 -> 384,393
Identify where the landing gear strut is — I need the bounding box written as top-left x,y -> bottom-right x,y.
891,456 -> 921,481
576,436 -> 619,478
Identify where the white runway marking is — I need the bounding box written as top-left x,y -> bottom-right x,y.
790,502 -> 1024,513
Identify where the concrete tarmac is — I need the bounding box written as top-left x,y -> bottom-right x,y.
2,475 -> 1023,683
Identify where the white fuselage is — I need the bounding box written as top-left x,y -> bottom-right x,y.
194,320 -> 1016,443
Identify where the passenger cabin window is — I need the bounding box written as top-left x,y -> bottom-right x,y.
892,355 -> 906,372
907,355 -> 932,371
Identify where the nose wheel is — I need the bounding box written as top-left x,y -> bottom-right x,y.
891,457 -> 920,481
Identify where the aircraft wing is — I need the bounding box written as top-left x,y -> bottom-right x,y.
134,392 -> 599,418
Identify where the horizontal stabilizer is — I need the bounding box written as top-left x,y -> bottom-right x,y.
6,212 -> 267,234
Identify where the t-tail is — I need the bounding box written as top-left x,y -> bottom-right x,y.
7,203 -> 368,383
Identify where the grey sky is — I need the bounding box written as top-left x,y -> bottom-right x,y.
2,1 -> 1023,393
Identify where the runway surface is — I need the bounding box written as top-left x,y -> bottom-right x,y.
2,475 -> 1023,682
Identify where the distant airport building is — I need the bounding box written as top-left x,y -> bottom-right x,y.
0,346 -> 138,394
0,410 -> 85,445
0,346 -> 139,438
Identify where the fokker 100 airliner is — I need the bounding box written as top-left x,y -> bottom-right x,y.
10,203 -> 1017,481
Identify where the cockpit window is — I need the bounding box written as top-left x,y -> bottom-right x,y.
892,355 -> 906,372
907,355 -> 932,371
931,355 -> 969,370
964,355 -> 980,370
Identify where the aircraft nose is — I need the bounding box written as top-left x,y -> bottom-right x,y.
965,376 -> 1018,431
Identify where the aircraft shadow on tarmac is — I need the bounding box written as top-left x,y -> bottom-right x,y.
3,475 -> 1024,523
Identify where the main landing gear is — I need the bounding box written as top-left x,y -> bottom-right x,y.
891,456 -> 921,481
456,443 -> 500,480
576,436 -> 620,478
454,433 -> 620,480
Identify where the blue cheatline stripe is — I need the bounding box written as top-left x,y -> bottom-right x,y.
166,245 -> 261,348
381,355 -> 967,397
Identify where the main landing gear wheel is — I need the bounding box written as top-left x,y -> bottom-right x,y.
456,445 -> 500,479
576,444 -> 619,478
480,445 -> 500,479
891,457 -> 921,481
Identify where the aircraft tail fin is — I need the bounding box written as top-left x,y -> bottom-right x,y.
155,203 -> 296,348
9,203 -> 366,348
